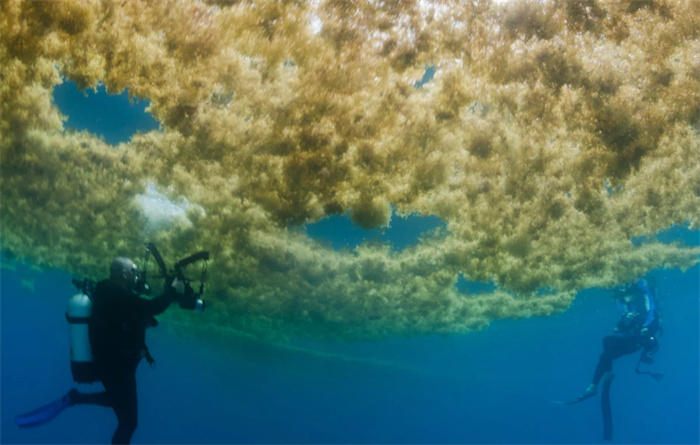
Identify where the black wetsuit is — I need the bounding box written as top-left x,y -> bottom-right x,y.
591,298 -> 655,385
74,280 -> 173,444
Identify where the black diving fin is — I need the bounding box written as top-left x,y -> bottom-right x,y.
551,386 -> 597,405
15,389 -> 76,428
551,395 -> 594,405
601,372 -> 615,441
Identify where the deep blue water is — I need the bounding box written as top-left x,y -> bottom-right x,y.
2,257 -> 699,444
1,82 -> 699,444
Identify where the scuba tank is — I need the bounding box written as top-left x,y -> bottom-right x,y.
66,279 -> 99,383
634,278 -> 664,380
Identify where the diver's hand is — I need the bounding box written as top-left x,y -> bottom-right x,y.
171,278 -> 185,295
616,311 -> 639,331
619,311 -> 639,328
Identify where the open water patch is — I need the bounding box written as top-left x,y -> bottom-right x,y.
53,80 -> 160,145
455,274 -> 497,295
305,212 -> 445,251
631,224 -> 700,247
414,65 -> 435,88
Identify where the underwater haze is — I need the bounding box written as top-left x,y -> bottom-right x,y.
2,1 -> 700,443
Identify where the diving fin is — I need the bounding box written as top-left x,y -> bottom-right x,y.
15,389 -> 77,428
601,372 -> 615,441
551,385 -> 597,405
551,395 -> 593,405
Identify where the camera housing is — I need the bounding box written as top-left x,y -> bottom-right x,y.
178,279 -> 205,312
144,243 -> 209,312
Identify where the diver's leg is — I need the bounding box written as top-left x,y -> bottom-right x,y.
102,366 -> 138,445
592,335 -> 639,386
555,335 -> 636,404
592,351 -> 613,386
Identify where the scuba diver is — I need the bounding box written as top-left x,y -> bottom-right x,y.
575,278 -> 663,402
15,256 -> 184,444
553,278 -> 663,440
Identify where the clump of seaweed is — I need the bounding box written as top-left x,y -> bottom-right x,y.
1,0 -> 698,341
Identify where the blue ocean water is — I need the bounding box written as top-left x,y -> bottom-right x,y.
52,81 -> 160,145
2,252 -> 699,444
1,83 -> 699,445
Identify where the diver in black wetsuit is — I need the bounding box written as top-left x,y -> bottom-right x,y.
71,257 -> 183,444
573,279 -> 662,402
552,279 -> 663,440
15,256 -> 189,443
41,257 -> 181,445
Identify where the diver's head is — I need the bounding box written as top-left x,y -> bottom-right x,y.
612,282 -> 644,305
110,257 -> 140,291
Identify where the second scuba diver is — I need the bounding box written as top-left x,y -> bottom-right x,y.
564,278 -> 663,404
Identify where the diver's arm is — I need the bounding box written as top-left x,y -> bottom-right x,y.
614,311 -> 640,333
136,294 -> 172,317
134,279 -> 184,316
